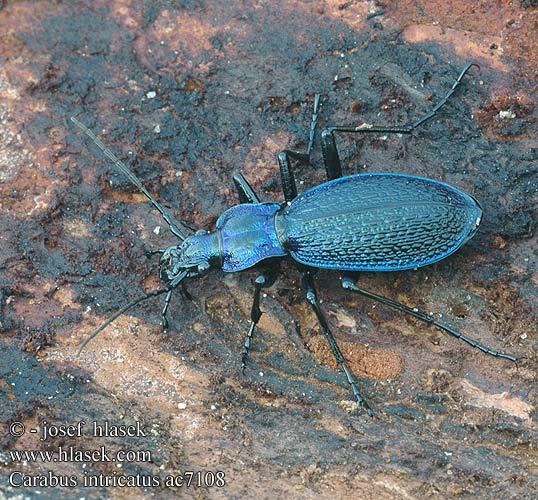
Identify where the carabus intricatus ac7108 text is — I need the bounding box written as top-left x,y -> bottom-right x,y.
71,63 -> 517,415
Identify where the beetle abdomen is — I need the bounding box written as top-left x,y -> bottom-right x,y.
275,173 -> 482,271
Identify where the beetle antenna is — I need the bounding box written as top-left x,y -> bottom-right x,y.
77,287 -> 169,355
70,116 -> 187,241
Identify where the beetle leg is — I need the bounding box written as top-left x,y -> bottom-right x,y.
145,248 -> 164,259
278,151 -> 299,203
233,173 -> 261,203
180,282 -> 193,301
321,63 -> 478,181
302,271 -> 374,416
161,289 -> 173,330
277,94 -> 321,203
306,93 -> 321,156
161,270 -> 190,331
320,129 -> 343,181
241,272 -> 272,371
340,276 -> 518,362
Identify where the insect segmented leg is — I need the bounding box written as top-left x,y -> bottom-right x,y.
321,62 -> 478,181
145,249 -> 164,259
241,272 -> 273,371
161,289 -> 173,330
340,276 -> 518,362
160,270 -> 191,331
302,271 -> 374,416
277,94 -> 321,203
278,151 -> 299,203
306,93 -> 321,156
320,128 -> 343,181
233,173 -> 261,204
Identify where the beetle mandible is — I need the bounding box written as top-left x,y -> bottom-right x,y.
71,63 -> 517,415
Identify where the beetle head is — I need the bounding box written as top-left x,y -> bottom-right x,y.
159,230 -> 221,284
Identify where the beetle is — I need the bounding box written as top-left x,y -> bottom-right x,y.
71,63 -> 517,415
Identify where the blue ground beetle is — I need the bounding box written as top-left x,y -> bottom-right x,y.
71,63 -> 517,415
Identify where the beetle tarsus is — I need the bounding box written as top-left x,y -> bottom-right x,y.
319,63 -> 478,182
302,271 -> 373,416
340,276 -> 518,363
306,93 -> 321,156
408,62 -> 478,130
241,322 -> 256,373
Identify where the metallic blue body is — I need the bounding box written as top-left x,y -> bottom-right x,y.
214,172 -> 482,273
72,66 -> 518,415
217,203 -> 286,272
275,173 -> 482,271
